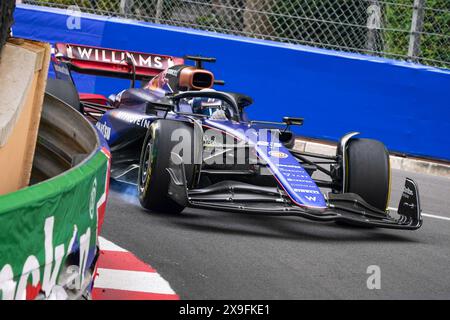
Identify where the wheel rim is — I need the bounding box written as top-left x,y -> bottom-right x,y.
139,138 -> 154,193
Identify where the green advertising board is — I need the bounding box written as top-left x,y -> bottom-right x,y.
0,148 -> 110,300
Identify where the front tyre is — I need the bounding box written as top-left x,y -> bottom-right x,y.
345,138 -> 390,212
334,138 -> 390,228
138,120 -> 195,213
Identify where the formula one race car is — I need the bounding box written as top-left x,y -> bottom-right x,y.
46,43 -> 422,230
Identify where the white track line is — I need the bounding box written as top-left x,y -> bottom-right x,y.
99,236 -> 128,252
388,207 -> 450,221
94,268 -> 176,295
421,213 -> 450,221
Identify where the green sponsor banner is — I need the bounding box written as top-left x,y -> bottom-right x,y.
0,149 -> 109,300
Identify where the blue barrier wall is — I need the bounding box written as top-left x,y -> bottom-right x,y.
13,5 -> 450,161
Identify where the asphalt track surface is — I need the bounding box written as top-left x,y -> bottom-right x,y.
102,168 -> 450,299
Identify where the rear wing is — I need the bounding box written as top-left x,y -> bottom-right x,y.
52,43 -> 184,81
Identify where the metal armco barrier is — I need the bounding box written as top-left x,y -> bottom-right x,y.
12,4 -> 450,161
0,93 -> 110,300
32,94 -> 99,181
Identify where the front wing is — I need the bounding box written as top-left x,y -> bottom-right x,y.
167,154 -> 422,230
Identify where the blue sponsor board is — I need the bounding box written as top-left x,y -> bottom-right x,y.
13,4 -> 450,161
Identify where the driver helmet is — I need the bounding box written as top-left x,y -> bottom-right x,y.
191,97 -> 223,117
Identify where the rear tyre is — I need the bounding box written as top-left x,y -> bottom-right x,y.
45,78 -> 81,112
138,120 -> 195,213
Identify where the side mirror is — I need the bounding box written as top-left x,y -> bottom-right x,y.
283,117 -> 304,126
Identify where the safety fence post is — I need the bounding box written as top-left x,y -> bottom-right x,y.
408,0 -> 425,62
